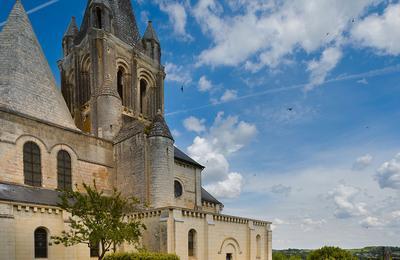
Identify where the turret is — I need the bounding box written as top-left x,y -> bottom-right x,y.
147,112 -> 174,207
142,21 -> 161,63
62,17 -> 78,56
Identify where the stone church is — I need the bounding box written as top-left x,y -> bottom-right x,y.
0,0 -> 272,259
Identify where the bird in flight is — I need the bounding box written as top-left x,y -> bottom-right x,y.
181,85 -> 184,92
287,107 -> 293,112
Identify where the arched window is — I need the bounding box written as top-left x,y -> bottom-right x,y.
23,142 -> 41,187
57,150 -> 72,190
256,234 -> 261,258
34,228 -> 48,258
188,229 -> 197,257
140,79 -> 147,116
174,180 -> 183,198
117,68 -> 125,105
96,7 -> 102,29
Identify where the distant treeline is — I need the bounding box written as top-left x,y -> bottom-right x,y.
273,246 -> 400,260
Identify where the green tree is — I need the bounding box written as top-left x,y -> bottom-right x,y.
307,246 -> 357,260
273,252 -> 302,260
51,182 -> 146,260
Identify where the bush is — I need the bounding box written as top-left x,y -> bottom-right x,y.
104,252 -> 180,260
307,246 -> 357,260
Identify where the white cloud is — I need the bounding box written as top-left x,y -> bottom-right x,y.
205,172 -> 243,199
329,184 -> 368,219
183,116 -> 206,133
165,62 -> 191,84
306,47 -> 343,90
187,112 -> 257,198
357,78 -> 368,85
353,154 -> 373,171
352,3 -> 400,55
159,2 -> 193,41
198,76 -> 213,92
270,184 -> 292,197
193,0 -> 377,88
360,216 -> 383,229
171,129 -> 181,137
301,218 -> 326,231
375,153 -> 400,190
220,89 -> 238,102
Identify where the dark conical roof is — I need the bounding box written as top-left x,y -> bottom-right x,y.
148,113 -> 173,140
143,21 -> 159,43
76,0 -> 141,46
64,16 -> 78,38
0,1 -> 77,130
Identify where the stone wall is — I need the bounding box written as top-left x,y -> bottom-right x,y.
0,110 -> 114,193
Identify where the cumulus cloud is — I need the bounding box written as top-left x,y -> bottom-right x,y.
165,62 -> 191,84
158,1 -> 193,41
360,216 -> 383,229
353,154 -> 373,171
375,153 -> 400,190
198,76 -> 213,92
301,218 -> 326,231
270,184 -> 292,197
192,0 -> 377,88
306,47 -> 343,91
171,129 -> 181,138
187,112 -> 257,198
220,89 -> 238,102
205,172 -> 243,199
329,184 -> 368,219
352,3 -> 400,55
183,116 -> 206,133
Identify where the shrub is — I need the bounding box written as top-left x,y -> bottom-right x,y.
307,246 -> 357,260
104,252 -> 180,260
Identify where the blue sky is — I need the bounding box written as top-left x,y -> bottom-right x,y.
2,0 -> 400,249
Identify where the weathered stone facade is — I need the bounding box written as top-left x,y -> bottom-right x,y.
0,1 -> 272,260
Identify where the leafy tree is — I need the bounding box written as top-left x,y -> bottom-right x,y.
273,252 -> 302,260
307,246 -> 357,260
51,182 -> 146,260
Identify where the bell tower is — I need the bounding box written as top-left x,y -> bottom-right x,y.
59,0 -> 165,140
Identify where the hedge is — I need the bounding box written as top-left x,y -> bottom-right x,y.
104,252 -> 180,260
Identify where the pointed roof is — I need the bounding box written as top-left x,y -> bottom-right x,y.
64,16 -> 78,38
0,1 -> 77,130
143,21 -> 160,43
76,0 -> 141,46
148,113 -> 173,140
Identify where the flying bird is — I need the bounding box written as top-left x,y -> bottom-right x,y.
181,85 -> 184,92
287,107 -> 293,112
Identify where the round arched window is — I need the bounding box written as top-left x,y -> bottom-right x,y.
174,180 -> 183,198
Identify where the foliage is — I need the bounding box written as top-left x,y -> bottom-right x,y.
307,246 -> 357,260
51,182 -> 146,260
273,252 -> 302,260
104,252 -> 180,260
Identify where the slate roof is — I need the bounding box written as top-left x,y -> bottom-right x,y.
174,147 -> 204,168
202,187 -> 223,205
76,0 -> 141,46
143,21 -> 160,43
148,114 -> 173,140
0,182 -> 223,208
0,182 -> 60,207
0,1 -> 77,130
